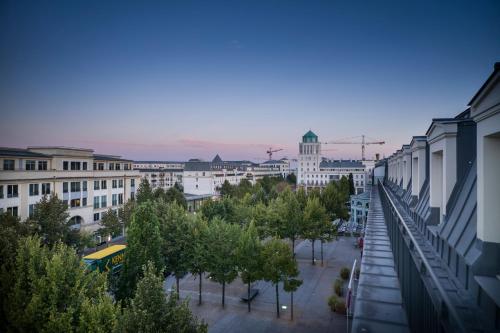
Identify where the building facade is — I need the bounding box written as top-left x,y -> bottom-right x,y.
297,130 -> 367,194
183,155 -> 286,196
353,63 -> 500,332
133,161 -> 184,191
0,147 -> 141,233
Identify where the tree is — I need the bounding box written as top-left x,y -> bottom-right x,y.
286,173 -> 297,185
165,187 -> 187,210
29,194 -> 79,248
120,261 -> 207,333
271,188 -> 303,256
284,276 -> 302,321
0,213 -> 30,330
296,187 -> 308,211
6,236 -> 118,332
219,180 -> 234,197
119,199 -> 136,230
348,173 -> 355,195
303,197 -> 329,265
99,208 -> 122,239
205,218 -> 241,308
117,201 -> 163,300
136,178 -> 153,204
174,181 -> 184,192
236,221 -> 262,312
262,238 -> 301,318
153,187 -> 168,201
321,181 -> 349,221
188,215 -> 209,305
158,201 -> 193,299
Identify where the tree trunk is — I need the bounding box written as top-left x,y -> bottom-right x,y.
275,283 -> 280,318
198,272 -> 202,305
292,237 -> 296,258
291,291 -> 294,321
311,239 -> 315,265
247,282 -> 251,312
222,281 -> 225,308
176,276 -> 180,300
321,240 -> 324,266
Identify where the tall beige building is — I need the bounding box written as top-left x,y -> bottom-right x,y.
0,147 -> 141,233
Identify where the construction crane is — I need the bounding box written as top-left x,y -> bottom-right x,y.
266,147 -> 283,160
323,135 -> 385,160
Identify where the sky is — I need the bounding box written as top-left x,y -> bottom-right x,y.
1,0 -> 499,161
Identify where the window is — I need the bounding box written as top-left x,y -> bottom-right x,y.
70,161 -> 81,170
130,192 -> 135,200
98,163 -> 104,170
112,180 -> 117,188
82,197 -> 87,206
38,160 -> 47,170
116,163 -> 121,170
29,184 -> 39,196
3,159 -> 14,170
7,206 -> 18,217
93,162 -> 97,170
94,180 -> 100,190
101,180 -> 107,189
7,185 -> 18,198
82,162 -> 87,170
94,213 -> 100,221
63,161 -> 69,170
118,193 -> 123,205
118,179 -> 123,188
0,185 -> 3,199
94,196 -> 100,209
101,195 -> 107,207
29,204 -> 35,218
131,179 -> 135,187
70,198 -> 80,208
124,164 -> 130,170
70,182 -> 81,192
112,194 -> 118,206
63,182 -> 68,193
63,199 -> 68,206
26,160 -> 36,170
82,181 -> 87,192
109,163 -> 114,170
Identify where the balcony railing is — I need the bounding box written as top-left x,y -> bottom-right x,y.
379,182 -> 467,333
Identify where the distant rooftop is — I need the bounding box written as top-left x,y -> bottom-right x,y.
320,159 -> 364,168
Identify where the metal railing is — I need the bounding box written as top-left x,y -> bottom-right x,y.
379,182 -> 467,333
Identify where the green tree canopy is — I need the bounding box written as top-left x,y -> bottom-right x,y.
117,201 -> 163,300
236,221 -> 263,312
99,208 -> 122,239
262,238 -> 301,318
165,187 -> 187,210
6,236 -> 117,332
303,197 -> 330,265
28,194 -> 79,248
136,178 -> 154,204
205,217 -> 241,308
188,214 -> 210,305
120,261 -> 207,333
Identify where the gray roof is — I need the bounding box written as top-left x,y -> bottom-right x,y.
184,161 -> 212,171
136,168 -> 183,173
134,160 -> 185,164
319,160 -> 364,168
212,154 -> 223,163
262,159 -> 286,164
0,147 -> 50,158
93,154 -> 132,162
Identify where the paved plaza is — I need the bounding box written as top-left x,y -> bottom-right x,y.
164,236 -> 362,333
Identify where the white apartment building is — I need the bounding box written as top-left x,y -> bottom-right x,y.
298,130 -> 367,194
133,161 -> 184,191
183,155 -> 287,196
0,147 -> 141,232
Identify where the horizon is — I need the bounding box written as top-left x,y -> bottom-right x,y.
1,0 -> 499,161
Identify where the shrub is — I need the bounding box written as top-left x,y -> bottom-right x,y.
334,278 -> 343,297
335,299 -> 347,314
328,295 -> 338,312
340,267 -> 350,280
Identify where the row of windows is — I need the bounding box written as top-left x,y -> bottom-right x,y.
29,183 -> 51,196
63,181 -> 88,193
2,159 -> 132,171
93,179 -> 128,190
0,185 -> 18,198
92,162 -> 131,171
93,193 -> 124,209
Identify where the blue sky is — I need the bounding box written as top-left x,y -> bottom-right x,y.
1,0 -> 499,161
